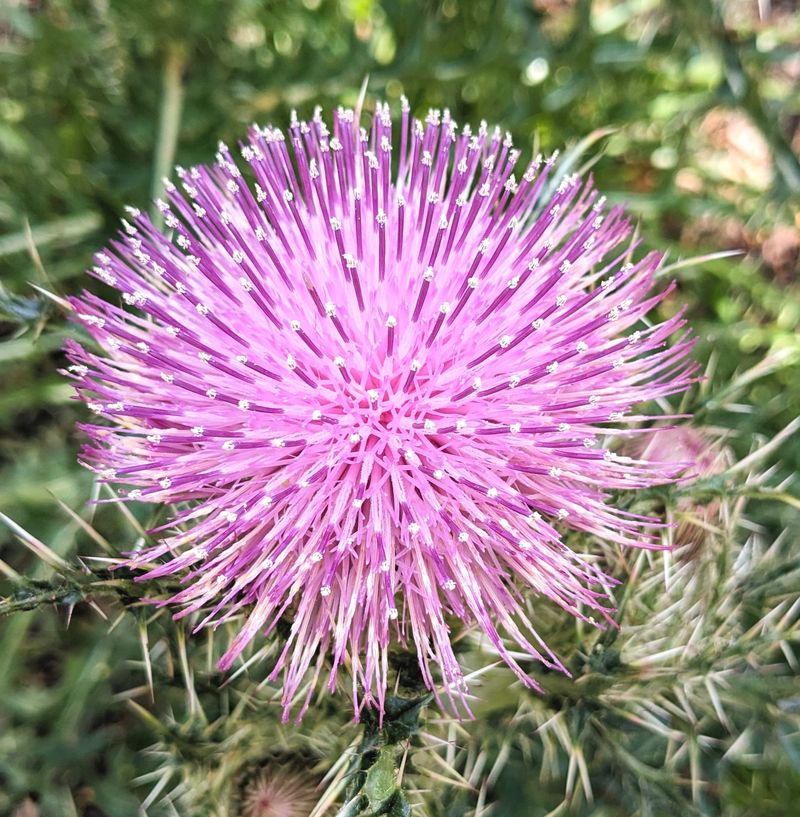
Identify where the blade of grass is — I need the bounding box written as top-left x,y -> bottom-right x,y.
151,43 -> 187,227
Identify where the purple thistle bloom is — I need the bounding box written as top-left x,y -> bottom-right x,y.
65,101 -> 696,720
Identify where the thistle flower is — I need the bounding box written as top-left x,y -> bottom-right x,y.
65,101 -> 696,719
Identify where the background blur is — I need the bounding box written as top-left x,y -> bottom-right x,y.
1,1 -> 799,815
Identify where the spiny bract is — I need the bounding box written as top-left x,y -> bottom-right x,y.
65,101 -> 696,720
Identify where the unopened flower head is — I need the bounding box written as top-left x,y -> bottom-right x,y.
635,426 -> 731,557
65,102 -> 696,719
240,766 -> 317,817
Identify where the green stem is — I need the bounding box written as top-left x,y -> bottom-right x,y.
0,582 -> 82,616
336,694 -> 430,816
0,571 -> 183,617
151,43 -> 187,225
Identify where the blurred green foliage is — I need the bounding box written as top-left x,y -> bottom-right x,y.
0,0 -> 798,815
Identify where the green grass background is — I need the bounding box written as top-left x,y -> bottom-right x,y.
1,1 -> 799,815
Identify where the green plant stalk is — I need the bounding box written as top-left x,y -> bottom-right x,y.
0,570 -> 182,617
151,43 -> 187,227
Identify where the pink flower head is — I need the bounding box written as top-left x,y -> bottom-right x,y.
65,101 -> 696,719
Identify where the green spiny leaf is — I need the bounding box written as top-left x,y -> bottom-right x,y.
364,745 -> 396,813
